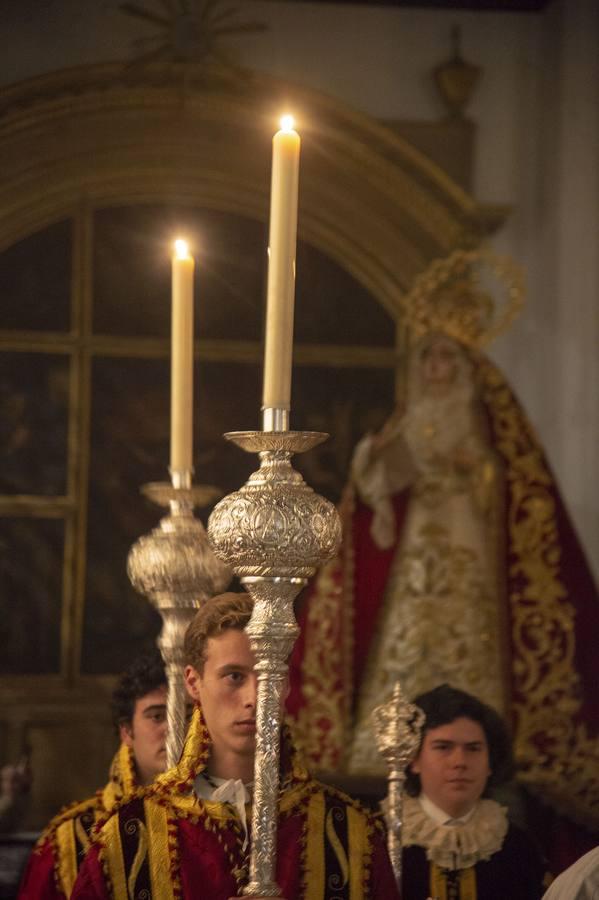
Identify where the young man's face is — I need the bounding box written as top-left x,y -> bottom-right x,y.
185,628 -> 258,778
410,716 -> 491,819
120,685 -> 168,786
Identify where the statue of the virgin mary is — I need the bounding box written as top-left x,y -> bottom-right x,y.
347,327 -> 506,772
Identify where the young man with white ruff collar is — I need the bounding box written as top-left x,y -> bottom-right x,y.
401,684 -> 546,900
71,592 -> 399,900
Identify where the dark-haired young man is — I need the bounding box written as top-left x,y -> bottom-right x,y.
18,650 -> 167,899
71,592 -> 400,900
111,649 -> 169,786
402,684 -> 546,900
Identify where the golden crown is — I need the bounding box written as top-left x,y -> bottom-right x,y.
400,246 -> 525,348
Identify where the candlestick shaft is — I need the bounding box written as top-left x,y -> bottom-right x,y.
158,608 -> 196,768
241,581 -> 302,896
262,127 -> 300,411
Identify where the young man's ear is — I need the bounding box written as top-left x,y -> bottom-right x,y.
184,665 -> 202,701
410,755 -> 421,775
119,722 -> 133,747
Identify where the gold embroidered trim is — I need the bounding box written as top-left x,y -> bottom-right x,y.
293,489 -> 355,770
430,862 -> 477,900
101,813 -> 129,900
305,792 -> 326,900
36,795 -> 101,850
150,705 -> 212,797
39,798 -> 99,896
125,818 -> 147,899
144,800 -> 175,900
347,804 -> 369,900
55,819 -> 78,897
479,357 -> 599,828
102,743 -> 137,810
74,815 -> 93,857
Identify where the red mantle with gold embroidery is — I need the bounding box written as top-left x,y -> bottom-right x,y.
70,707 -> 399,900
18,743 -> 140,899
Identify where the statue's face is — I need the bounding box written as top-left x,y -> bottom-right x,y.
420,337 -> 459,386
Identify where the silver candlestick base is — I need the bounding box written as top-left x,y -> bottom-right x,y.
372,682 -> 425,888
208,429 -> 342,896
127,475 -> 231,769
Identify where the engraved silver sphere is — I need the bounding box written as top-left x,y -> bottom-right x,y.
128,510 -> 231,607
207,448 -> 341,578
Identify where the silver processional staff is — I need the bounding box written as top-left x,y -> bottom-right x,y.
372,681 -> 425,889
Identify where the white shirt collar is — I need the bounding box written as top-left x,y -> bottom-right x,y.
193,773 -> 253,849
419,792 -> 477,825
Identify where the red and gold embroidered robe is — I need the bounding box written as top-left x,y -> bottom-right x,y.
18,743 -> 139,899
71,708 -> 399,900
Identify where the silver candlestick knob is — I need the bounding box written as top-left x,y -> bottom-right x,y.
128,477 -> 231,768
372,682 -> 425,888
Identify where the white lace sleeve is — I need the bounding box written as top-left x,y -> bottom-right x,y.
351,434 -> 396,550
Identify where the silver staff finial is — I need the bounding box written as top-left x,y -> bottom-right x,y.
372,682 -> 425,888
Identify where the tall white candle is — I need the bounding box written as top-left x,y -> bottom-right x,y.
170,238 -> 195,474
262,115 -> 301,414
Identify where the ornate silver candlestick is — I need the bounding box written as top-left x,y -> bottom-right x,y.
372,682 -> 425,888
208,414 -> 342,896
127,471 -> 231,768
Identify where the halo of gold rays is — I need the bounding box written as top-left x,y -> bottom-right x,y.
118,0 -> 267,69
400,245 -> 525,349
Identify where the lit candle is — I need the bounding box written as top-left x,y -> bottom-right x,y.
262,114 -> 301,417
170,238 -> 195,475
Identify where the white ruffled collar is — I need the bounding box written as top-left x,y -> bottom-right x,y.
403,795 -> 509,869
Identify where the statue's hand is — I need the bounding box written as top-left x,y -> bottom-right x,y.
372,409 -> 404,454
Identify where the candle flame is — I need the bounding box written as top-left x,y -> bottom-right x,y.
279,114 -> 295,133
174,238 -> 190,259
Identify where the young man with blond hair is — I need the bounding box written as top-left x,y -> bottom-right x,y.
71,592 -> 399,900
